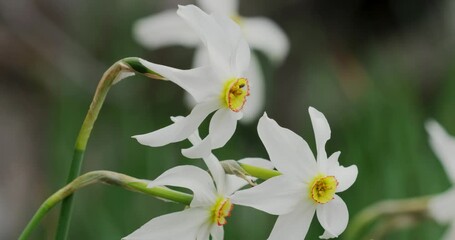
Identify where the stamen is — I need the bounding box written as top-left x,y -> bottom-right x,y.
309,175 -> 338,204
211,198 -> 234,226
221,78 -> 250,112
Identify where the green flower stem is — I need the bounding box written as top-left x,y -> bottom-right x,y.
19,171 -> 192,240
239,163 -> 281,180
56,57 -> 165,240
345,196 -> 430,239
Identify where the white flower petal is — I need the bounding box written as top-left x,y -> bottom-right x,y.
257,113 -> 317,181
147,165 -> 217,207
182,108 -> 241,158
212,14 -> 251,75
139,59 -> 219,102
429,188 -> 455,223
193,46 -> 209,68
182,109 -> 240,159
309,107 -> 331,163
324,151 -> 358,192
196,222 -> 212,240
177,5 -> 231,79
177,5 -> 249,79
243,17 -> 289,63
210,225 -> 224,240
223,158 -> 275,196
133,10 -> 199,49
182,136 -> 212,159
442,223 -> 455,240
183,116 -> 228,195
209,109 -> 240,149
267,202 -> 316,240
193,48 -> 261,124
184,118 -> 203,144
240,53 -> 265,123
319,231 -> 337,239
122,208 -> 208,240
133,100 -> 219,147
182,48 -> 207,114
223,174 -> 249,196
170,116 -> 185,123
316,195 -> 349,238
327,164 -> 358,193
426,120 -> 455,183
204,154 -> 228,195
231,175 -> 305,215
325,151 -> 341,171
197,0 -> 238,15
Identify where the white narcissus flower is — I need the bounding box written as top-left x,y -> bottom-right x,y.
134,0 -> 289,122
122,164 -> 233,240
133,5 -> 252,158
231,107 -> 358,239
426,120 -> 455,240
124,117 -> 273,240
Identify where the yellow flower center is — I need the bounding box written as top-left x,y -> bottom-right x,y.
211,197 -> 233,226
221,77 -> 250,112
309,175 -> 338,204
230,15 -> 243,26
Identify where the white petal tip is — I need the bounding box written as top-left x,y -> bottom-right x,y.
171,116 -> 184,123
349,165 -> 359,181
177,4 -> 195,14
131,134 -> 160,147
182,139 -> 212,159
351,165 -> 359,174
308,106 -> 322,116
333,151 -> 341,156
319,232 -> 338,239
425,119 -> 439,133
259,112 -> 271,122
131,135 -> 142,141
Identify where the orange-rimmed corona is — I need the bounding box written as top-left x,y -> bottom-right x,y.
309,175 -> 338,204
222,77 -> 250,112
211,197 -> 234,226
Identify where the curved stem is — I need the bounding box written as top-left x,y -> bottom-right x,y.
345,196 -> 430,239
20,171 -> 192,240
56,58 -> 165,240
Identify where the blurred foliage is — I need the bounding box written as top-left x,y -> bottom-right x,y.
2,0 -> 455,239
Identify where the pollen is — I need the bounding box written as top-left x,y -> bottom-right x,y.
309,175 -> 338,204
211,197 -> 234,226
222,77 -> 250,112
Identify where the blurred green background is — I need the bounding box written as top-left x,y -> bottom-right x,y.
1,0 -> 455,239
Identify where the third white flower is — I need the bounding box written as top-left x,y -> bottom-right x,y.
232,107 -> 358,239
